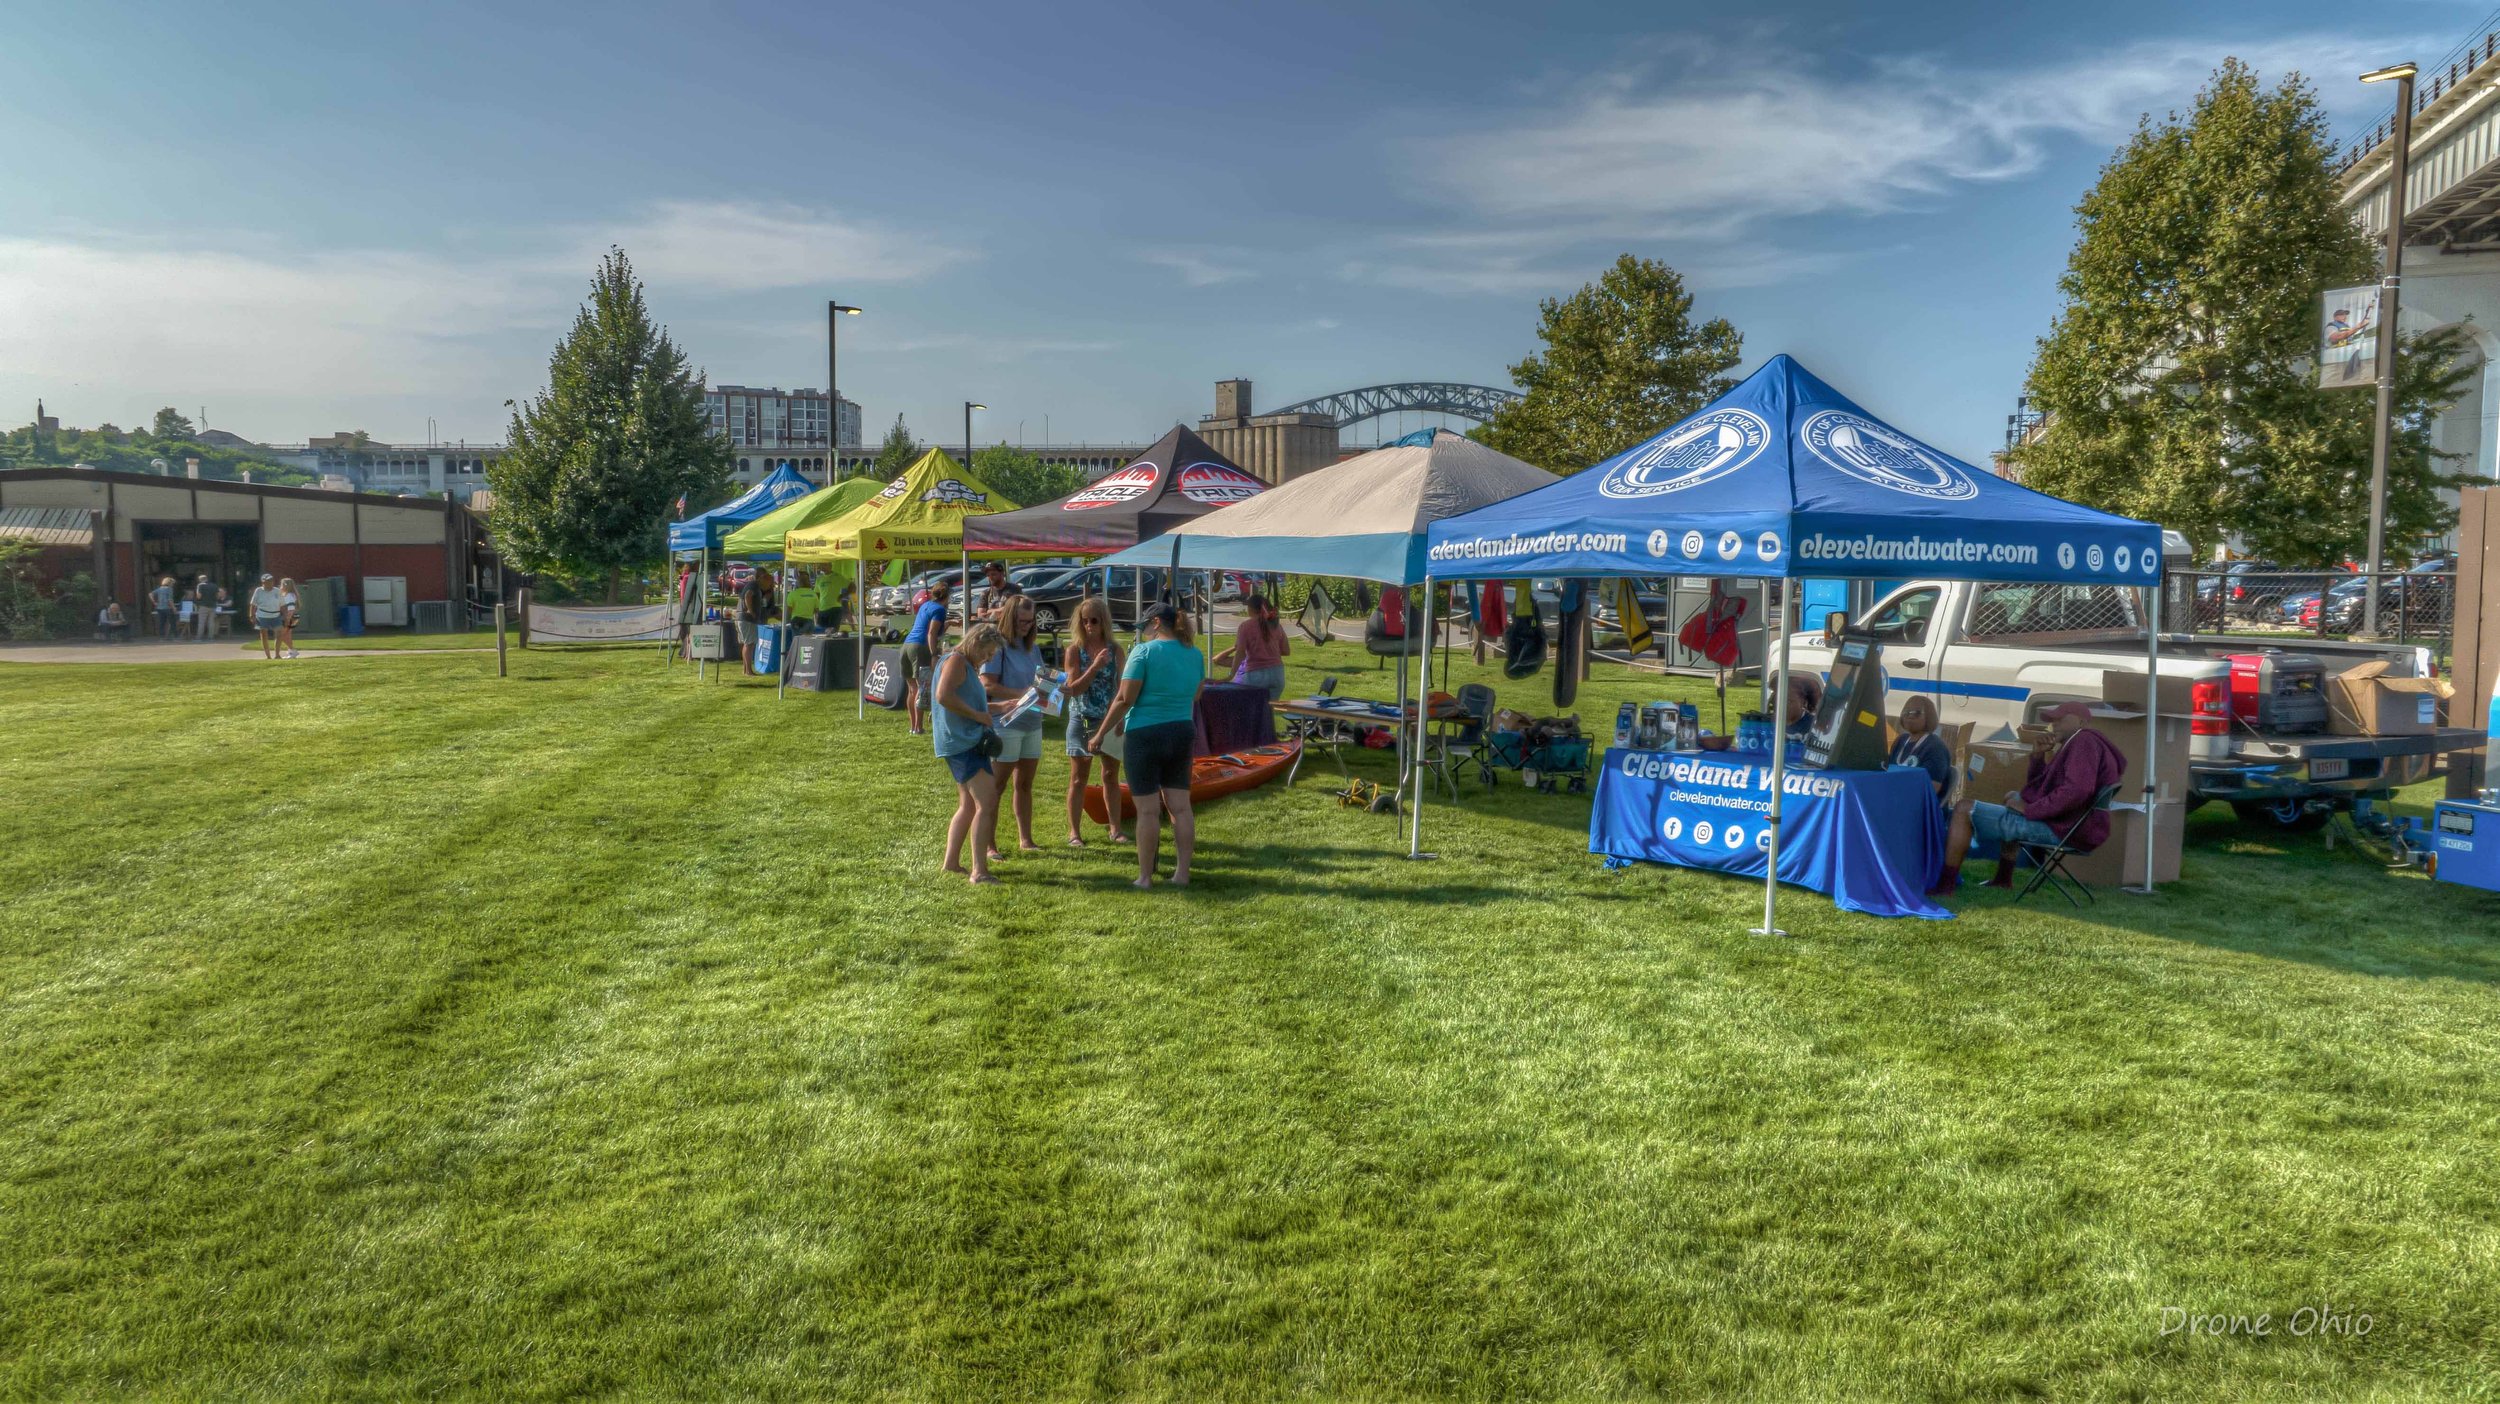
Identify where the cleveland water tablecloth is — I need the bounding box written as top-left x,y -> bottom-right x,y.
1195,683 -> 1278,757
1589,748 -> 1949,919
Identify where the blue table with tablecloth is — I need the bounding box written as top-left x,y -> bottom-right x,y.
1589,748 -> 1949,919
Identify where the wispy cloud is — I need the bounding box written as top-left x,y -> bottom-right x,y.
1140,247 -> 1254,287
1346,32 -> 2417,296
0,202 -> 972,433
601,201 -> 973,292
872,331 -> 1121,361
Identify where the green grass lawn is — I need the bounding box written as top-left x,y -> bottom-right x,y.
4,643 -> 2497,1400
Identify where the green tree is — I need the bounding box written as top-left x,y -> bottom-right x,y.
2011,59 -> 2472,564
870,414 -> 919,480
971,443 -> 1086,508
488,249 -> 731,600
150,407 -> 196,440
1477,254 -> 1743,471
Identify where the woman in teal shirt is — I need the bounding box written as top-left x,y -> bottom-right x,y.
1089,604 -> 1206,889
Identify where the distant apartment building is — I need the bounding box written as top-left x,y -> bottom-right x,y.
705,385 -> 863,486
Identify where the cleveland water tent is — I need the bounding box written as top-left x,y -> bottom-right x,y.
962,425 -> 1267,556
1096,429 -> 1557,585
1421,354 -> 2165,931
668,464 -> 818,555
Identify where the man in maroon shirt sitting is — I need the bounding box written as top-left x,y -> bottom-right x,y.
1935,701 -> 2125,893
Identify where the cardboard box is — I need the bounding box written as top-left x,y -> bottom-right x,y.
1963,740 -> 2036,809
2064,800 -> 2185,887
2085,705 -> 2194,807
2327,660 -> 2453,737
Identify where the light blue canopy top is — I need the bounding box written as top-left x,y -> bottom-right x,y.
667,463 -> 818,555
1424,355 -> 2164,586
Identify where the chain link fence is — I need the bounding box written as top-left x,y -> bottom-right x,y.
2170,568 -> 2457,657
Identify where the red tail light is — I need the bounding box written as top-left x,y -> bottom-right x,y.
2191,678 -> 2229,736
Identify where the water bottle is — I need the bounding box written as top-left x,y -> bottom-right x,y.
1676,703 -> 1698,750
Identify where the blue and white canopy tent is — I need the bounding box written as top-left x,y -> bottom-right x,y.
663,464 -> 818,669
1421,355 -> 2166,931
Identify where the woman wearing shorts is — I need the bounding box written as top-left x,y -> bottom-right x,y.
902,581 -> 951,735
932,622 -> 1009,886
1089,603 -> 1206,889
277,577 -> 302,658
980,596 -> 1049,855
1214,591 -> 1290,701
247,573 -> 287,660
1061,596 -> 1127,847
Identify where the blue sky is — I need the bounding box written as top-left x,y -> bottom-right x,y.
0,0 -> 2461,464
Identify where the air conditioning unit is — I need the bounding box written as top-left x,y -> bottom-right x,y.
411,600 -> 453,633
362,576 -> 409,627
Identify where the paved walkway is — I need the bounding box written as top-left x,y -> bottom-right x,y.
0,642 -> 492,665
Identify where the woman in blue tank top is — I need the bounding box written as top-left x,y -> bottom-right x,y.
932,623 -> 1008,884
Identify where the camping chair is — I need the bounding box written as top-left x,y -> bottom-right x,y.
2010,784 -> 2122,908
1365,602 -> 1422,670
1445,683 -> 1500,791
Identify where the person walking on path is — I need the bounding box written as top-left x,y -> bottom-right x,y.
980,595 -> 1050,855
1089,603 -> 1206,889
902,581 -> 951,736
1213,592 -> 1291,701
150,577 -> 177,640
246,574 -> 288,659
277,577 -> 302,658
933,622 -> 1011,886
1061,596 -> 1128,847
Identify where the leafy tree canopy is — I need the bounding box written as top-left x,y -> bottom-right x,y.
870,415 -> 919,481
2010,59 -> 2472,564
151,407 -> 196,440
487,249 -> 731,600
1477,254 -> 1743,472
971,443 -> 1088,509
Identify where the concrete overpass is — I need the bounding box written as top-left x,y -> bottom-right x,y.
2340,25 -> 2500,484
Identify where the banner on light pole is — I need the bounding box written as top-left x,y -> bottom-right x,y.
2320,285 -> 2381,390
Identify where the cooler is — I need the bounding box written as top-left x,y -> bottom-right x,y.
2431,799 -> 2500,894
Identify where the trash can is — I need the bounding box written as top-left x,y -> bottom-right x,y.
340,605 -> 365,636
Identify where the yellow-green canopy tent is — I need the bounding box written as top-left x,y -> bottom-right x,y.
781,449 -> 1046,715
784,448 -> 1037,564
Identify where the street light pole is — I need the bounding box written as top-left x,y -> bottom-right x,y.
964,400 -> 984,474
827,299 -> 860,479
2359,61 -> 2417,638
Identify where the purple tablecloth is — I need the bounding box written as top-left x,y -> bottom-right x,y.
1195,683 -> 1278,757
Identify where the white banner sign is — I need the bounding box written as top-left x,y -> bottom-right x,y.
2320,285 -> 2381,390
528,602 -> 676,642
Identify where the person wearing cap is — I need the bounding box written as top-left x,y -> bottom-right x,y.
247,574 -> 288,659
1936,700 -> 2124,893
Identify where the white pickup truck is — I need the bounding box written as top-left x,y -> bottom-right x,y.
1778,576 -> 2481,830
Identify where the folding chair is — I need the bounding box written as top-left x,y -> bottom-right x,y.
1444,683 -> 1499,791
2011,784 -> 2121,908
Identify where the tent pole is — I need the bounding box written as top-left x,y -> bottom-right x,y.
856,550 -> 866,721
2129,577 -> 2163,895
777,559 -> 791,699
1753,582 -> 1796,937
1409,573 -> 1435,859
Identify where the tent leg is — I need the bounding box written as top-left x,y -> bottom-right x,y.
2128,580 -> 2163,895
856,554 -> 866,721
777,561 -> 791,699
1409,575 -> 1436,860
1752,584 -> 1796,937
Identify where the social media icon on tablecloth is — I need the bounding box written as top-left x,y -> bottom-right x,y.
1756,532 -> 1782,561
2087,544 -> 2104,571
2057,542 -> 2076,570
1682,530 -> 1705,558
1755,828 -> 1773,851
1723,824 -> 1746,849
1692,820 -> 1715,846
1661,816 -> 1683,841
1647,529 -> 1670,558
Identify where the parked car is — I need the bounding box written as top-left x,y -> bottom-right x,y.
2305,569 -> 2450,632
2241,565 -> 2347,623
716,562 -> 759,594
1019,566 -> 1202,632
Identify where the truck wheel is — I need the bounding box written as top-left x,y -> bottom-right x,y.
2231,798 -> 2331,832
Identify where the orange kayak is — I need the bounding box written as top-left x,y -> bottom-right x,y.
1083,739 -> 1300,824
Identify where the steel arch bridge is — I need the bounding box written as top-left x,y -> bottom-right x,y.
1264,381 -> 1520,431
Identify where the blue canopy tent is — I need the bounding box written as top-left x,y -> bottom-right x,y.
1421,355 -> 2165,930
668,463 -> 818,556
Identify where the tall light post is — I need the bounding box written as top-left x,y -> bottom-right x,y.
963,400 -> 985,472
827,300 -> 860,479
2359,61 -> 2417,638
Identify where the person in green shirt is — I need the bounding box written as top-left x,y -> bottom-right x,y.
1088,603 -> 1206,889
